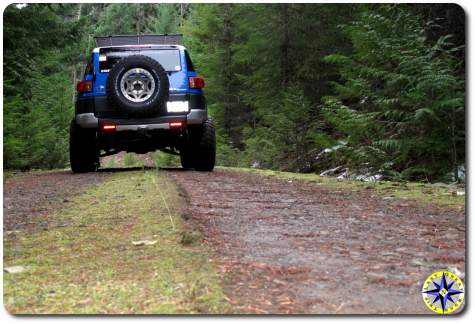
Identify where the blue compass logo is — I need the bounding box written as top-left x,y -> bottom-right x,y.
422,270 -> 464,314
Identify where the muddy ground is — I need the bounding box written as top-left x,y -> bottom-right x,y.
170,169 -> 465,314
3,168 -> 465,314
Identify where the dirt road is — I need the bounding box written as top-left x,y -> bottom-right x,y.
170,169 -> 465,314
3,171 -> 108,232
3,168 -> 465,314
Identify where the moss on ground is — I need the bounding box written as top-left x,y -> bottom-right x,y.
4,170 -> 227,314
220,167 -> 465,211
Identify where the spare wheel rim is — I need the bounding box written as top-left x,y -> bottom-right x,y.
120,68 -> 157,103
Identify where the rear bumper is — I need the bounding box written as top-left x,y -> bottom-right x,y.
76,93 -> 206,117
75,109 -> 208,129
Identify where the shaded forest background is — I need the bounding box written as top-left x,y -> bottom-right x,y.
3,3 -> 465,182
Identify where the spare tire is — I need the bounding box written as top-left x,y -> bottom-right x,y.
107,55 -> 169,117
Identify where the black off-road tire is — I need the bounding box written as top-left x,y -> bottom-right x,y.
107,55 -> 169,117
180,146 -> 195,169
69,120 -> 99,173
194,119 -> 216,172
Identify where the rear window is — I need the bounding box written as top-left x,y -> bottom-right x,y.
84,55 -> 93,76
98,48 -> 181,73
185,50 -> 195,72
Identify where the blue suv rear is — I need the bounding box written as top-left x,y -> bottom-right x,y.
70,34 -> 215,172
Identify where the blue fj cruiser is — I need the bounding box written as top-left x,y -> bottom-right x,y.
71,34 -> 215,172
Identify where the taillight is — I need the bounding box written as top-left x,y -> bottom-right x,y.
189,76 -> 205,89
169,121 -> 183,129
101,124 -> 116,132
76,80 -> 93,93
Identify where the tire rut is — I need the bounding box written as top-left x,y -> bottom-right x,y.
3,170 -> 108,232
169,169 -> 465,314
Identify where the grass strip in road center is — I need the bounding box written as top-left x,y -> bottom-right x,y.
4,170 -> 227,314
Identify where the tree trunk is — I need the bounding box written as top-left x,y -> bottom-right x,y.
72,68 -> 76,107
76,3 -> 83,21
222,4 -> 234,137
72,3 -> 83,107
280,4 -> 290,87
135,4 -> 144,33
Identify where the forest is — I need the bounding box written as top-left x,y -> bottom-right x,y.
3,3 -> 465,182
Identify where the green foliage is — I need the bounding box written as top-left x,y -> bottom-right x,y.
322,5 -> 465,181
4,4 -> 81,169
3,4 -> 465,182
152,151 -> 181,168
183,4 -> 356,171
215,133 -> 244,167
123,153 -> 141,167
3,96 -> 30,169
3,3 -> 190,170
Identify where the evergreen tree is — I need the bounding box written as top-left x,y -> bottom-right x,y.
322,5 -> 465,181
3,3 -> 465,182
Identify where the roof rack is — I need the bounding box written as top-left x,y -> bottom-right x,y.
94,34 -> 183,47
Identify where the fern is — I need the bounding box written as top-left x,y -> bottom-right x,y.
322,4 -> 464,181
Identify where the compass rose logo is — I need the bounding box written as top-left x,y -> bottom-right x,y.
422,270 -> 464,314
